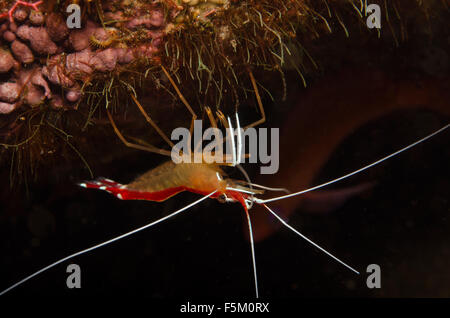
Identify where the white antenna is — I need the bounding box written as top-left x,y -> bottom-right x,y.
227,116 -> 237,166
0,191 -> 217,296
256,124 -> 449,204
262,204 -> 359,274
244,209 -> 259,298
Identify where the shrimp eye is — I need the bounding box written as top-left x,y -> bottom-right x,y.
217,194 -> 228,203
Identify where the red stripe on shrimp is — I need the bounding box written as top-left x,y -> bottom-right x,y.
78,179 -> 216,202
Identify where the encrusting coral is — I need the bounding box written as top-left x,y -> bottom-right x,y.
0,0 -> 43,23
0,0 -> 169,115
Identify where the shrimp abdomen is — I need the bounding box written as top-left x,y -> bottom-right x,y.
79,177 -> 186,202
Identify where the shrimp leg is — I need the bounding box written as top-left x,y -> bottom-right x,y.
107,109 -> 172,156
244,68 -> 266,130
130,94 -> 174,148
160,65 -> 198,137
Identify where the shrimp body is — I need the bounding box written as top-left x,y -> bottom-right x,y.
1,116 -> 447,296
80,160 -> 253,210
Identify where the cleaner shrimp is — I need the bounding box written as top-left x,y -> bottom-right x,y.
0,66 -> 449,298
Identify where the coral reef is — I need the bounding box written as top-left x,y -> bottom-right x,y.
0,0 -> 167,114
0,0 -> 43,23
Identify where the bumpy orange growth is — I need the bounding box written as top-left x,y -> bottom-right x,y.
0,0 -> 43,23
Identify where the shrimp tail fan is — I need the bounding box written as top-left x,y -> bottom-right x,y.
78,178 -> 127,198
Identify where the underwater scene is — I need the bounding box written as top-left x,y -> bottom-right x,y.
0,0 -> 449,302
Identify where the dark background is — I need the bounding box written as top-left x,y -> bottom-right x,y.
0,5 -> 449,299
